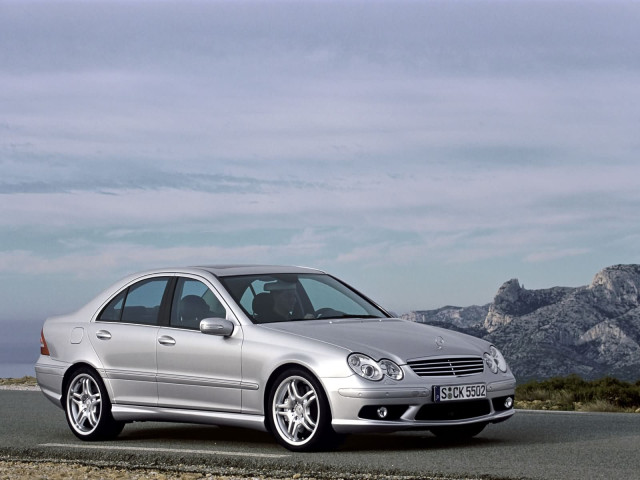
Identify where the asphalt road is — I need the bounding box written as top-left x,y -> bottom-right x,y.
1,390 -> 639,480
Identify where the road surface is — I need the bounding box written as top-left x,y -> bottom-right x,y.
1,390 -> 639,479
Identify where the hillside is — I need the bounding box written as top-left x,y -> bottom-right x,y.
403,264 -> 640,382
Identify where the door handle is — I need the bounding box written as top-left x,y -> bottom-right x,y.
158,335 -> 176,346
96,330 -> 112,340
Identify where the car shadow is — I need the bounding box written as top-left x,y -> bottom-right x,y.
117,423 -> 500,452
340,432 -> 500,452
118,423 -> 275,446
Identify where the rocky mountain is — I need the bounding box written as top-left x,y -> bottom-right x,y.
402,264 -> 640,382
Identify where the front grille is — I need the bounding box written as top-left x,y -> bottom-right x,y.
416,399 -> 491,421
407,357 -> 484,377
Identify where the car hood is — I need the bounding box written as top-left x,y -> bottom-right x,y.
262,318 -> 489,364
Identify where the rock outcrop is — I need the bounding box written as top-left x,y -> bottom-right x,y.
402,264 -> 640,381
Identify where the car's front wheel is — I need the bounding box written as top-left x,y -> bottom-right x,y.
267,369 -> 340,451
64,367 -> 124,441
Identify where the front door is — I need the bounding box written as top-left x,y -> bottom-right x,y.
156,277 -> 243,412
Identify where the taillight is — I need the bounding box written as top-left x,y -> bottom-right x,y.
40,329 -> 50,356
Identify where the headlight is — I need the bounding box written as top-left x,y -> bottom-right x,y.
348,354 -> 403,381
348,354 -> 383,381
484,345 -> 508,374
379,359 -> 404,380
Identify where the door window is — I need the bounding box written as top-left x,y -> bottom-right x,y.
171,278 -> 227,329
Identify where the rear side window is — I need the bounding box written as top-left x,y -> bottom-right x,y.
97,291 -> 126,322
97,277 -> 169,325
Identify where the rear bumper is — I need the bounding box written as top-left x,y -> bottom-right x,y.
34,355 -> 69,409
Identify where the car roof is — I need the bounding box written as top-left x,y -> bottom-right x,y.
192,264 -> 326,278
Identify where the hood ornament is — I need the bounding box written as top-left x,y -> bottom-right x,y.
435,335 -> 445,350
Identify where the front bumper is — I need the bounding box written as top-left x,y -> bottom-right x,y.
324,376 -> 516,434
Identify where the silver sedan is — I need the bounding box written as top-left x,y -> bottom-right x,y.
35,265 -> 516,451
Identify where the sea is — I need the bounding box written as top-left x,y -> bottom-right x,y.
0,362 -> 36,379
1,324 -> 41,378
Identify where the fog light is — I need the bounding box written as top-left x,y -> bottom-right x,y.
504,397 -> 514,409
377,406 -> 388,419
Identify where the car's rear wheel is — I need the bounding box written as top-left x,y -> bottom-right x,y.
430,422 -> 487,440
64,367 -> 124,441
267,369 -> 340,451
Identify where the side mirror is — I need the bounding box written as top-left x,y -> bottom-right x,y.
200,318 -> 235,337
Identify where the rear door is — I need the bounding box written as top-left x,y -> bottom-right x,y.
89,276 -> 171,405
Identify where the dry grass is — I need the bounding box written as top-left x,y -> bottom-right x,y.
515,399 -> 640,413
516,375 -> 640,413
0,376 -> 37,387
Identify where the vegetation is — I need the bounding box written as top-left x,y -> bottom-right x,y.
515,374 -> 640,413
0,376 -> 38,387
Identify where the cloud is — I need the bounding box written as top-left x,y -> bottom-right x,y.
4,1 -> 640,168
1,159 -> 638,262
524,248 -> 591,263
1,0 -> 640,321
0,243 -> 275,278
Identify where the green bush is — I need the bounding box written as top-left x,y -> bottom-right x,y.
516,375 -> 640,411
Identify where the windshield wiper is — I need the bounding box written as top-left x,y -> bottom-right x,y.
325,314 -> 384,320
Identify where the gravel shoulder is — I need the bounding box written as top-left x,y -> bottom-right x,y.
0,459 -> 437,480
0,460 -> 212,480
0,459 -> 302,480
0,385 -> 39,391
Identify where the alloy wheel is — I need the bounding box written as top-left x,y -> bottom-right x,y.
272,375 -> 320,446
67,373 -> 103,435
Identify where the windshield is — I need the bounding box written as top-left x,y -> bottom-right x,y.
219,273 -> 389,324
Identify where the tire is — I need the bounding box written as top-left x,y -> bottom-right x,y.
267,369 -> 341,451
64,367 -> 124,441
430,422 -> 487,440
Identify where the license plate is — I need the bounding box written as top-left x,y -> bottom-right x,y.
433,383 -> 486,402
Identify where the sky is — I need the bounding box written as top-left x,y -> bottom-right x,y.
2,0 -> 640,375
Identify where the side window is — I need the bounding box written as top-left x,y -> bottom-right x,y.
120,277 -> 169,325
97,290 -> 126,322
171,278 -> 227,330
236,278 -> 304,323
238,279 -> 269,315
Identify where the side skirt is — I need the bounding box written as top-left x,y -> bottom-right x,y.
111,405 -> 268,432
